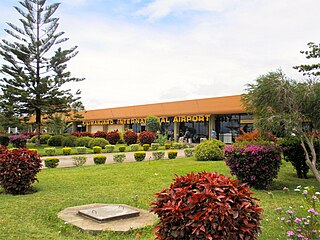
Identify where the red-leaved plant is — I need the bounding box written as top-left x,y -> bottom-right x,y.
139,131 -> 156,145
124,130 -> 138,145
71,132 -> 93,137
0,148 -> 42,194
106,131 -> 120,145
93,131 -> 107,139
150,171 -> 263,240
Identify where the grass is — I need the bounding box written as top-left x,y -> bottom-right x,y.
25,143 -> 167,156
0,158 -> 319,239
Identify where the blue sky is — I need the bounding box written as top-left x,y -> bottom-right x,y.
1,0 -> 320,110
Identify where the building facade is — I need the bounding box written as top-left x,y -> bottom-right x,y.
75,95 -> 254,143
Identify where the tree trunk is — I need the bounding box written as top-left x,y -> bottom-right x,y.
35,108 -> 41,146
301,137 -> 320,185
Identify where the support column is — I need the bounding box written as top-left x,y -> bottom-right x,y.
208,115 -> 215,140
174,122 -> 179,142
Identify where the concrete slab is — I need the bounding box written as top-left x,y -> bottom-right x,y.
58,203 -> 157,233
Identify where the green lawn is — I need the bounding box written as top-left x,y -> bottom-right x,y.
0,158 -> 318,239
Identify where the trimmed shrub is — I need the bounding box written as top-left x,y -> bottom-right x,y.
130,144 -> 139,152
224,144 -> 282,189
184,148 -> 194,157
106,131 -> 120,145
93,155 -> 106,164
164,142 -> 172,150
134,151 -> 146,161
72,156 -> 87,167
212,138 -> 226,149
143,144 -> 150,151
172,142 -> 183,149
61,136 -> 77,147
118,145 -> 126,152
152,151 -> 165,160
76,147 -> 87,154
124,130 -> 138,145
194,140 -> 223,161
9,134 -> 27,148
62,147 -> 72,155
44,147 -> 56,156
168,150 -> 178,159
150,171 -> 263,240
113,153 -> 126,163
88,138 -> 109,149
0,135 -> 9,146
0,148 -> 42,194
30,134 -> 51,144
93,146 -> 102,154
93,131 -> 107,139
139,131 -> 156,145
151,143 -> 160,151
47,135 -> 64,146
105,145 -> 115,153
44,158 -> 59,168
76,136 -> 92,147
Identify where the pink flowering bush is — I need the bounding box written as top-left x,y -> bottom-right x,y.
8,134 -> 27,148
224,144 -> 282,189
276,186 -> 320,239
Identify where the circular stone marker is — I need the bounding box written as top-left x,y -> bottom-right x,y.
58,203 -> 157,233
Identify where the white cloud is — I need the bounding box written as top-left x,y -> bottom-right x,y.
1,0 -> 320,110
135,0 -> 236,21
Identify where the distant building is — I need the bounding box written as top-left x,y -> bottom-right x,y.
75,95 -> 254,143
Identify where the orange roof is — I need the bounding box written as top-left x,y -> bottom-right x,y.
80,95 -> 245,121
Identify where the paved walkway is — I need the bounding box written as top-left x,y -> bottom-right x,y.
41,149 -> 187,168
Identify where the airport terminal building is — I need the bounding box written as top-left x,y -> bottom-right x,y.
76,95 -> 254,143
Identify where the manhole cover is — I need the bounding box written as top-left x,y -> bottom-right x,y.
78,205 -> 140,223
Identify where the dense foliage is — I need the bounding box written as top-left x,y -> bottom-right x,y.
139,131 -> 156,145
224,144 -> 282,189
134,151 -> 146,161
93,155 -> 106,165
146,115 -> 161,133
278,137 -> 320,178
150,171 -> 263,240
0,135 -> 9,146
106,131 -> 120,145
44,158 -> 59,168
168,150 -> 178,159
194,140 -> 224,161
93,131 -> 107,139
0,148 -> 42,194
9,134 -> 27,148
47,135 -> 64,146
88,138 -> 108,149
123,130 -> 138,145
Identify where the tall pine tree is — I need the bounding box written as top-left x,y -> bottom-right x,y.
0,0 -> 84,145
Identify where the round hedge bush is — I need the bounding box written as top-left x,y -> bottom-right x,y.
76,136 -> 92,147
44,158 -> 59,168
150,171 -> 263,240
47,135 -> 64,146
61,136 -> 78,147
93,155 -> 106,164
88,138 -> 109,149
134,151 -> 146,161
194,140 -> 223,161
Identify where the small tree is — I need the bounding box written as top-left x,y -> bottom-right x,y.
0,0 -> 84,145
146,115 -> 160,133
243,70 -> 320,184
